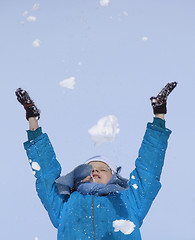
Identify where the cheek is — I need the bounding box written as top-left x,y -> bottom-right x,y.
102,173 -> 112,183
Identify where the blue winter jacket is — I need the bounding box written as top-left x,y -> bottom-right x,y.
24,122 -> 171,240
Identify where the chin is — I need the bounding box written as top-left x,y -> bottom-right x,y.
94,179 -> 102,184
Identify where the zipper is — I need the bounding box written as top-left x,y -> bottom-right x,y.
91,195 -> 96,240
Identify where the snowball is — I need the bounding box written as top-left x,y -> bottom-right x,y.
132,184 -> 138,189
88,115 -> 120,145
131,175 -> 135,179
142,36 -> 148,42
113,219 -> 135,235
32,162 -> 41,171
59,77 -> 76,89
34,237 -> 39,240
32,39 -> 41,48
27,16 -> 37,22
100,0 -> 110,7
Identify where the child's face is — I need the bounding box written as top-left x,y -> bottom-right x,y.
85,161 -> 112,184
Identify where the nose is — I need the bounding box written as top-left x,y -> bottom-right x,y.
92,168 -> 99,173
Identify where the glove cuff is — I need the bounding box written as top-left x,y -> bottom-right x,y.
150,97 -> 167,114
26,105 -> 40,120
153,103 -> 167,114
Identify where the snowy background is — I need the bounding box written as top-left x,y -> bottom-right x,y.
0,0 -> 195,239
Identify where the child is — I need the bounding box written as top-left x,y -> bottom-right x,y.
15,82 -> 177,240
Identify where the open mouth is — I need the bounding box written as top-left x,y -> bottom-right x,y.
93,174 -> 100,179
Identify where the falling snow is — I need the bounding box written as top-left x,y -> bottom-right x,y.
32,39 -> 41,48
123,11 -> 128,16
32,3 -> 40,11
27,16 -> 37,22
23,10 -> 28,16
142,36 -> 148,42
100,0 -> 110,7
59,77 -> 76,90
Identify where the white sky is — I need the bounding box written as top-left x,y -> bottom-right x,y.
0,1 -> 195,239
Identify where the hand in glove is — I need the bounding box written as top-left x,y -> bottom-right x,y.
15,88 -> 40,120
150,82 -> 177,114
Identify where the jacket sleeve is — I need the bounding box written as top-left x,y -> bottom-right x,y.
24,133 -> 65,228
128,122 -> 171,226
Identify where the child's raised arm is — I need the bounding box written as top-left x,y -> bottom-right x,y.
15,88 -> 65,228
128,82 -> 177,226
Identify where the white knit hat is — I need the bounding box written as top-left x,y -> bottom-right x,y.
85,155 -> 117,172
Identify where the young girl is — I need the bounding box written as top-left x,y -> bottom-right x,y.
15,82 -> 177,240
